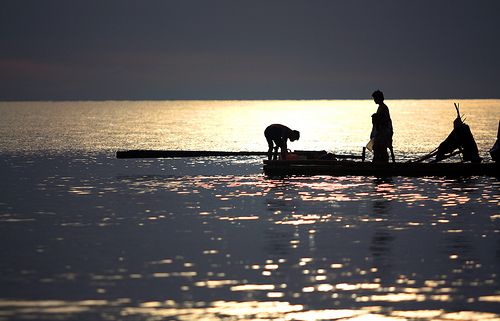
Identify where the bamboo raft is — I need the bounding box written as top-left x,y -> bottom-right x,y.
116,149 -> 498,177
263,149 -> 498,177
263,159 -> 498,177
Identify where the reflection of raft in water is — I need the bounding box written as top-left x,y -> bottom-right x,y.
263,157 -> 498,177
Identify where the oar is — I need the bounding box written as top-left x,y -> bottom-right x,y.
429,150 -> 462,163
407,148 -> 438,163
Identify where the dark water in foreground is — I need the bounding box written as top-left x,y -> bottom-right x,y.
0,154 -> 498,320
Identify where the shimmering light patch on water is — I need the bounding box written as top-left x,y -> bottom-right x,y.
231,284 -> 276,291
195,280 -> 239,288
123,300 -> 305,319
0,299 -> 128,319
479,295 -> 500,302
123,302 -> 500,320
219,216 -> 259,221
276,214 -> 332,225
2,299 -> 497,321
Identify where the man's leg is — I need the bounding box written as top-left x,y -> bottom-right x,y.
273,146 -> 279,160
267,141 -> 274,160
389,146 -> 395,163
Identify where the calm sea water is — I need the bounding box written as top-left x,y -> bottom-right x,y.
0,100 -> 499,320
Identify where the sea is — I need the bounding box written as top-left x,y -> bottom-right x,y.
0,100 -> 499,321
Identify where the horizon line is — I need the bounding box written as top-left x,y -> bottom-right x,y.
2,97 -> 500,102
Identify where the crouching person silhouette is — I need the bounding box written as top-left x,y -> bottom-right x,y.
264,124 -> 300,160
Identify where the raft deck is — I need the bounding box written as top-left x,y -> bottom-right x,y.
263,159 -> 498,177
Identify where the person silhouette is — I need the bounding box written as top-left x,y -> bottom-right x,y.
264,124 -> 300,160
435,103 -> 482,163
370,90 -> 395,162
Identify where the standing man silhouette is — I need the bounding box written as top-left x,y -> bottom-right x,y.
370,90 -> 395,162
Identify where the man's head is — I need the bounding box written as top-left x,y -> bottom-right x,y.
372,90 -> 384,104
290,130 -> 300,141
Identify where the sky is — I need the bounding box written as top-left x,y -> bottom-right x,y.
1,0 -> 500,100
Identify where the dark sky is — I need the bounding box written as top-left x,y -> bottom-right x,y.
1,0 -> 500,100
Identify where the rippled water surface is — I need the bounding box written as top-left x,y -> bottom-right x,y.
0,100 -> 499,320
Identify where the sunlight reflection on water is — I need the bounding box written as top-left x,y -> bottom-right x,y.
1,298 -> 500,320
0,103 -> 499,321
0,100 -> 499,160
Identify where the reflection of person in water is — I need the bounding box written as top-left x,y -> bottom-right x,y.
370,90 -> 395,163
370,178 -> 395,275
264,124 -> 300,160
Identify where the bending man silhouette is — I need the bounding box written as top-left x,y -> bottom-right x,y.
370,90 -> 395,162
264,124 -> 300,160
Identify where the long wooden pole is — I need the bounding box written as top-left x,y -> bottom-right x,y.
116,150 -> 267,158
116,149 -> 365,160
